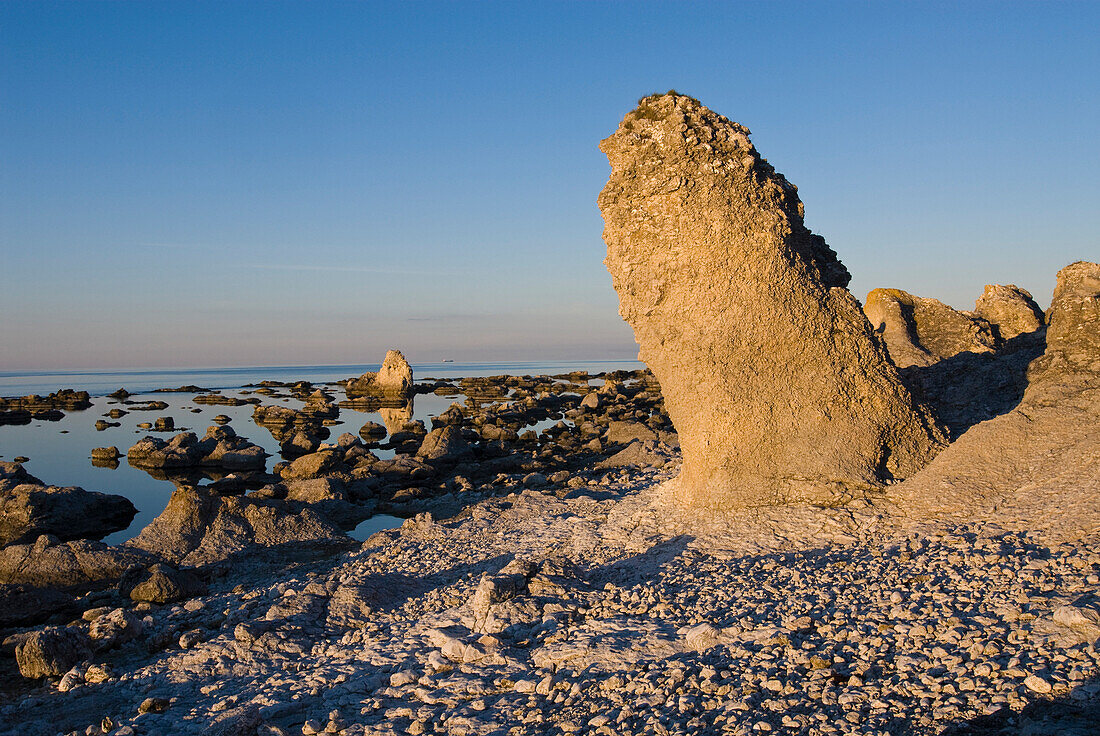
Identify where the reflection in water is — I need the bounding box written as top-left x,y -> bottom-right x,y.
378,398 -> 414,435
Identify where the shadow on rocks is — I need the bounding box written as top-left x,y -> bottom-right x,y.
901,330 -> 1047,439
588,535 -> 693,587
940,673 -> 1100,736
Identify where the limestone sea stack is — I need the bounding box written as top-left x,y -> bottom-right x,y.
346,349 -> 414,398
598,92 -> 945,508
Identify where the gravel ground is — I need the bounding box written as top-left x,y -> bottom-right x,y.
2,458 -> 1097,736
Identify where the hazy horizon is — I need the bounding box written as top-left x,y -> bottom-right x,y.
3,1 -> 1097,371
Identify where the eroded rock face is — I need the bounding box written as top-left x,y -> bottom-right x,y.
974,284 -> 1044,340
1028,261 -> 1100,383
598,93 -> 944,507
864,288 -> 999,368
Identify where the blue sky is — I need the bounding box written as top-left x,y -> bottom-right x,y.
2,1 -> 1096,370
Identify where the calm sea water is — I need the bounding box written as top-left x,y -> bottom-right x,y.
0,360 -> 642,543
0,360 -> 642,398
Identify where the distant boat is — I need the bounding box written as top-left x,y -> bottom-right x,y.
442,359 -> 454,363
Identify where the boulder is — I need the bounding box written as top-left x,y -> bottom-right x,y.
126,486 -> 350,567
605,420 -> 658,446
597,92 -> 945,507
15,627 -> 92,679
595,439 -> 669,470
0,473 -> 136,546
417,426 -> 473,462
973,284 -> 1044,340
90,446 -> 120,462
864,288 -> 999,367
119,563 -> 206,603
358,421 -> 387,441
279,450 -> 342,480
88,607 -> 143,650
0,535 -> 156,587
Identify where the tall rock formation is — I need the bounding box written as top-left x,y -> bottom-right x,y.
864,288 -> 999,368
598,92 -> 945,508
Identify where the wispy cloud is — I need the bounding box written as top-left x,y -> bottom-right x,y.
405,314 -> 489,322
237,263 -> 450,276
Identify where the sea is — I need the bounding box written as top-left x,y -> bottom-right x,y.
0,360 -> 642,544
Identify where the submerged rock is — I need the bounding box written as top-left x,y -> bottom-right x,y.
598,92 -> 944,507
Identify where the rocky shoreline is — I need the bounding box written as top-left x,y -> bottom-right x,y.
0,348 -> 1096,735
1,93 -> 1096,736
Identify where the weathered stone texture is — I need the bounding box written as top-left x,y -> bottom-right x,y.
973,283 -> 1044,340
893,262 -> 1100,520
864,288 -> 1000,368
598,93 -> 944,508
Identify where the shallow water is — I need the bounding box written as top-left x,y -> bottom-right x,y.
0,360 -> 642,544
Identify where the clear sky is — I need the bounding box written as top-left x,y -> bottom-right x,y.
2,1 -> 1096,371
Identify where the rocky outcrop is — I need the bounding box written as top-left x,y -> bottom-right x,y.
0,389 -> 91,412
346,350 -> 414,398
0,464 -> 136,546
252,404 -> 330,457
1028,261 -> 1100,383
863,288 -> 999,368
973,284 -> 1044,340
119,563 -> 206,603
598,92 -> 944,507
126,486 -> 350,567
127,425 -> 267,471
893,262 -> 1100,526
0,535 -> 155,587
